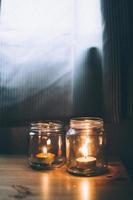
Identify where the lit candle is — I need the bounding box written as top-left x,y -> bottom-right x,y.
76,156 -> 96,169
76,139 -> 96,170
36,146 -> 55,165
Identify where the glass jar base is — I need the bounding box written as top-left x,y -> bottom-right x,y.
53,158 -> 65,168
28,158 -> 65,170
29,161 -> 53,170
67,166 -> 107,177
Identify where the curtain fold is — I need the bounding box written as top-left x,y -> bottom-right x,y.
1,0 -> 133,125
101,0 -> 133,123
0,0 -> 103,125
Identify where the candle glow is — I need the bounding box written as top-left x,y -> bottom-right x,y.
42,146 -> 47,156
76,136 -> 96,170
81,145 -> 88,158
80,137 -> 90,158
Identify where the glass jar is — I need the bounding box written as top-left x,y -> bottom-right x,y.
28,121 -> 65,170
66,117 -> 107,176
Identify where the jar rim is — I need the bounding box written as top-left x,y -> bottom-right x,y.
70,117 -> 103,129
31,120 -> 63,131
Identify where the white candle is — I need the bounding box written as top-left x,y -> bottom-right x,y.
76,156 -> 96,169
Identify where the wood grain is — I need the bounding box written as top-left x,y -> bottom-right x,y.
0,156 -> 132,200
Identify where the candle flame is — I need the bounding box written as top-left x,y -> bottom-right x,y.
81,145 -> 88,158
80,137 -> 90,158
42,146 -> 47,155
86,137 -> 90,144
47,139 -> 51,145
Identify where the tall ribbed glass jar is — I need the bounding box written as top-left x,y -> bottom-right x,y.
28,121 -> 65,170
66,117 -> 107,176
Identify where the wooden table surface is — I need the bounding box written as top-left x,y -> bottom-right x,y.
0,156 -> 133,200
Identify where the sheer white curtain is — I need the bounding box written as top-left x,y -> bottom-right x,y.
0,0 -> 102,119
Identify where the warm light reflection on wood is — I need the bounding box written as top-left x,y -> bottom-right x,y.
80,181 -> 91,200
41,174 -> 49,199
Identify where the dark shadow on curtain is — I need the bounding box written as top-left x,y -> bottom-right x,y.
73,47 -> 103,118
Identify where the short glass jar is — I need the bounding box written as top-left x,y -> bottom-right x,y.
66,117 -> 107,176
28,121 -> 65,170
